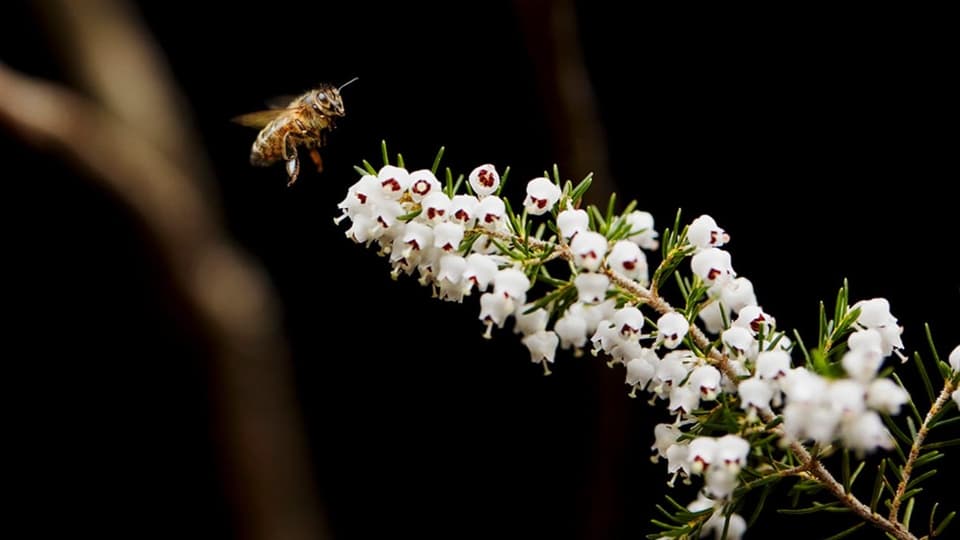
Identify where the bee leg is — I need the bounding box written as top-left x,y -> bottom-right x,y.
309,148 -> 324,173
281,131 -> 301,185
281,131 -> 295,161
286,157 -> 300,186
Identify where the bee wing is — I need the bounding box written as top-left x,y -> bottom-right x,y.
265,95 -> 300,110
231,109 -> 287,128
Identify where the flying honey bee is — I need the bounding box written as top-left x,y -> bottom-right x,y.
232,77 -> 357,185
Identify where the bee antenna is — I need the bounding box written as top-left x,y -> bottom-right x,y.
338,77 -> 360,92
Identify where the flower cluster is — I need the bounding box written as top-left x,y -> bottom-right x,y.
336,162 -> 659,373
337,151 -> 959,540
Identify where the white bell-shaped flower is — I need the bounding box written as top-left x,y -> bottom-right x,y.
950,345 -> 960,372
612,306 -> 644,338
704,465 -> 740,498
420,191 -> 451,223
523,177 -> 561,216
669,385 -> 700,415
476,196 -> 506,229
781,367 -> 828,403
626,350 -> 658,392
756,350 -> 791,380
687,437 -> 719,475
828,380 -> 867,416
344,212 -> 376,244
576,299 -> 616,334
691,248 -> 734,287
653,352 -> 693,398
734,305 -> 775,335
468,164 -> 500,197
783,401 -> 839,445
656,312 -> 689,349
666,444 -> 690,478
698,301 -> 728,335
866,379 -> 909,414
408,169 -> 440,202
721,327 -> 755,358
461,253 -> 499,294
651,423 -> 682,459
624,210 -> 659,250
590,321 -> 618,357
493,268 -> 530,300
687,214 -> 729,249
841,411 -> 894,454
607,240 -> 648,282
522,330 -> 560,372
514,306 -> 549,337
436,254 -> 467,302
479,292 -> 513,338
554,311 -> 588,350
688,365 -> 722,401
337,175 -> 380,218
854,298 -> 896,328
721,277 -> 757,313
400,221 -> 433,253
377,165 -> 411,200
715,435 -> 749,473
557,209 -> 589,240
738,377 -> 774,412
849,328 -> 883,353
370,199 -> 405,238
449,195 -> 480,226
433,222 -> 465,252
853,298 -> 904,357
575,272 -> 610,304
570,231 -> 608,271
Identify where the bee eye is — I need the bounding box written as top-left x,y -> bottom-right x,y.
317,92 -> 327,101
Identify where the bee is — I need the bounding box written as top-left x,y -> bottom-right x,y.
233,77 -> 357,185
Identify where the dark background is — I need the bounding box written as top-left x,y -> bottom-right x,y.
5,2 -> 957,539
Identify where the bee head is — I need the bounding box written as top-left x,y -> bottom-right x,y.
310,84 -> 345,117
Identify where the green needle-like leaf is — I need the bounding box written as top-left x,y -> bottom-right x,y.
778,502 -> 848,515
793,329 -> 812,367
933,510 -> 956,537
931,416 -> 960,431
380,140 -> 389,166
568,172 -> 593,206
914,351 -> 936,404
924,323 -> 943,364
453,173 -> 466,195
870,460 -> 887,512
496,165 -> 510,196
903,496 -> 917,529
430,146 -> 445,174
907,469 -> 937,490
922,439 -> 960,451
747,484 -> 773,527
444,167 -> 453,196
823,522 -> 865,540
841,450 -> 851,492
913,450 -> 943,468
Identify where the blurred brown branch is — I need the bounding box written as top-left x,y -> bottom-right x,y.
514,2 -> 622,538
515,0 -> 613,204
0,2 -> 326,539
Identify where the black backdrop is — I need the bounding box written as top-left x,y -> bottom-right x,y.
5,2 -> 957,539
